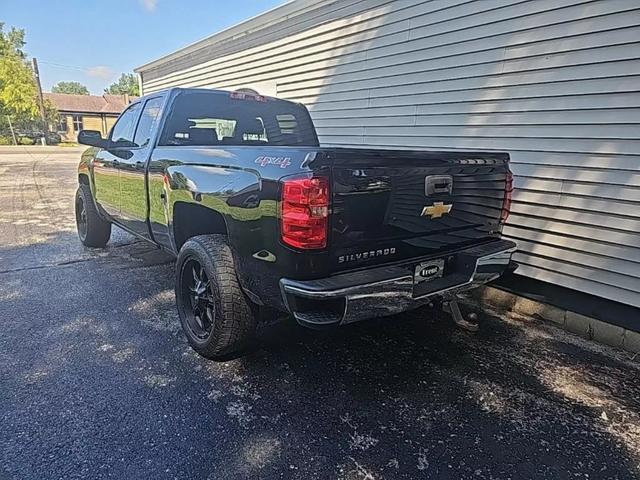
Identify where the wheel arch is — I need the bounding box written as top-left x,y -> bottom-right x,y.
172,201 -> 229,251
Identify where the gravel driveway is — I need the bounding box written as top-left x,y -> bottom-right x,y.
1,147 -> 639,479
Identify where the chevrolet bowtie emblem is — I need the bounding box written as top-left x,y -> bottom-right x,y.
421,202 -> 452,219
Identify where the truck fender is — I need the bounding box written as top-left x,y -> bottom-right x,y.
163,164 -> 268,296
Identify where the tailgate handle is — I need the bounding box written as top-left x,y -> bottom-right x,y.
425,175 -> 453,196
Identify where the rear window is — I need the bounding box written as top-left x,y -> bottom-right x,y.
159,91 -> 318,147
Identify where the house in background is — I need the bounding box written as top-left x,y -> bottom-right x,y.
135,0 -> 640,329
43,93 -> 136,142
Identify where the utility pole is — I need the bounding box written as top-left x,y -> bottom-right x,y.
6,115 -> 17,145
31,58 -> 48,145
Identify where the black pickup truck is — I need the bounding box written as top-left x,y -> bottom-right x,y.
76,87 -> 516,359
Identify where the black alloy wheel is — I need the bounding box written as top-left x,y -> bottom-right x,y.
180,258 -> 216,340
75,194 -> 88,241
174,235 -> 257,359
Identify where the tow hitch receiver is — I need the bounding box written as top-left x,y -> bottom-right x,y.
443,297 -> 479,332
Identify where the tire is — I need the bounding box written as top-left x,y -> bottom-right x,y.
75,183 -> 111,248
175,235 -> 257,359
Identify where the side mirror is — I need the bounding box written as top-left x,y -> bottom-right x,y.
78,130 -> 108,148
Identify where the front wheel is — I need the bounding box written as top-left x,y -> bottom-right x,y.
75,184 -> 111,247
175,235 -> 256,359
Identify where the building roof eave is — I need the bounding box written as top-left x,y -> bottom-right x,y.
134,0 -> 325,74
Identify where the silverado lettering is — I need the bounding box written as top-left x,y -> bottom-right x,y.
338,248 -> 397,264
75,87 -> 516,360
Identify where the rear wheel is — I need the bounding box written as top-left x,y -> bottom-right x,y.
175,235 -> 256,359
75,184 -> 111,247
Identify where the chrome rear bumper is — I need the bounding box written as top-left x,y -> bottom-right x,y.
280,240 -> 517,328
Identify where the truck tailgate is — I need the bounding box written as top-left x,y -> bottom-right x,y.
324,148 -> 511,271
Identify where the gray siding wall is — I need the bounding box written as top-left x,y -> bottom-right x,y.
138,0 -> 640,308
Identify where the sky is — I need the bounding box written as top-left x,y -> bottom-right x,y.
2,0 -> 286,94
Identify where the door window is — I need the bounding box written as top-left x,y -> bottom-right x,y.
134,97 -> 163,148
58,116 -> 68,133
110,103 -> 141,147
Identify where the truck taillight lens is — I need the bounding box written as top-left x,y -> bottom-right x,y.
281,175 -> 330,249
501,171 -> 513,223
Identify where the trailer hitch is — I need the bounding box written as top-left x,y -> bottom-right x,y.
443,297 -> 479,332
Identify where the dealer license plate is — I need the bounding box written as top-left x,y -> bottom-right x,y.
414,259 -> 445,284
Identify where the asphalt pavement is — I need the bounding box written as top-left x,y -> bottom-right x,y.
0,146 -> 639,480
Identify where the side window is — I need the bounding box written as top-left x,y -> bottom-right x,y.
134,97 -> 163,148
110,103 -> 141,147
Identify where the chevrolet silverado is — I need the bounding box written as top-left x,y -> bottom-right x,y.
76,87 -> 516,359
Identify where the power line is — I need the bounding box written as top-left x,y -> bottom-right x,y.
38,60 -> 112,72
38,60 -> 89,71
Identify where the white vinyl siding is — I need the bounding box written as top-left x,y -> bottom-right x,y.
138,0 -> 640,308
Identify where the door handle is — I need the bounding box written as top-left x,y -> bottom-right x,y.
425,175 -> 453,196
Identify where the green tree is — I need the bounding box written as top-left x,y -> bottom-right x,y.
104,73 -> 140,96
0,23 -> 39,142
10,98 -> 58,132
0,23 -> 37,117
0,22 -> 26,57
43,99 -> 59,127
51,81 -> 89,95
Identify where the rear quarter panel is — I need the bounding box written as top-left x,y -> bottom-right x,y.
78,147 -> 99,185
148,146 -> 320,307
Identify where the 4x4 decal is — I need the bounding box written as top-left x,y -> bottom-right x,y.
255,156 -> 292,169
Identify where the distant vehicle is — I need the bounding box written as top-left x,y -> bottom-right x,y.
75,88 -> 517,359
15,130 -> 61,145
46,131 -> 62,144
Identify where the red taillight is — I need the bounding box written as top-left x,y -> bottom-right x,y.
501,171 -> 513,223
280,175 -> 329,249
